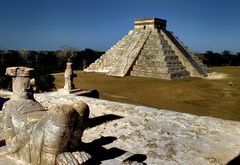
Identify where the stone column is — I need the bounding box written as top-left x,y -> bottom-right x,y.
6,67 -> 34,99
64,62 -> 77,91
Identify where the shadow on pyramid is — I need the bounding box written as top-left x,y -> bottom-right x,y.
84,18 -> 211,80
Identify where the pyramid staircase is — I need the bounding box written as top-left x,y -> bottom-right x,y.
168,31 -> 212,73
84,18 -> 210,80
130,29 -> 189,79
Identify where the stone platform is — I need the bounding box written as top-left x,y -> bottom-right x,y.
0,91 -> 239,164
58,88 -> 99,98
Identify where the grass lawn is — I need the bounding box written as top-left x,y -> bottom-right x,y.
54,66 -> 240,121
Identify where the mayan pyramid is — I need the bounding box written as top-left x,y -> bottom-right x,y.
84,18 -> 210,80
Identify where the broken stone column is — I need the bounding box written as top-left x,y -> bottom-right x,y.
2,66 -> 91,165
64,62 -> 77,91
7,66 -> 35,99
59,62 -> 99,98
4,66 -> 45,113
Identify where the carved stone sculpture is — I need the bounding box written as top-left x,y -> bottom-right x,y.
64,62 -> 77,91
58,62 -> 99,98
2,67 -> 90,165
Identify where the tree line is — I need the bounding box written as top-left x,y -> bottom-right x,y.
0,49 -> 239,92
198,50 -> 240,66
0,48 -> 104,91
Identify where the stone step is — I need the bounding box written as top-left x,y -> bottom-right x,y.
147,35 -> 161,39
162,49 -> 175,54
190,56 -> 211,73
130,69 -> 189,80
167,67 -> 187,73
136,58 -> 179,64
132,65 -> 187,74
143,44 -> 172,50
135,59 -> 182,67
107,29 -> 152,76
139,49 -> 175,56
133,62 -> 186,70
145,39 -> 161,45
137,54 -> 179,61
160,40 -> 168,45
132,66 -> 168,73
135,63 -> 180,71
170,70 -> 190,79
142,45 -> 172,51
130,70 -> 172,79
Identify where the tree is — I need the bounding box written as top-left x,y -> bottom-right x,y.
221,50 -> 232,56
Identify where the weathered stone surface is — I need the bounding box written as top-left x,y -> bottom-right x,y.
22,92 -> 240,165
1,67 -> 90,165
85,30 -> 142,74
84,18 -> 210,79
59,62 -> 99,98
64,62 -> 77,91
56,151 -> 91,165
130,30 -> 190,79
0,91 -> 240,164
6,66 -> 35,99
108,30 -> 151,77
160,30 -> 209,77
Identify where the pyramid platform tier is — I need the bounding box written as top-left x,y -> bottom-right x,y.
131,69 -> 190,80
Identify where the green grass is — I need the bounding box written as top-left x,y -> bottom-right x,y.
54,66 -> 240,121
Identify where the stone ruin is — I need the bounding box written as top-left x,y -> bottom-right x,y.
60,62 -> 78,94
0,67 -> 239,164
64,62 -> 77,91
1,67 -> 91,165
59,62 -> 99,98
85,18 -> 211,80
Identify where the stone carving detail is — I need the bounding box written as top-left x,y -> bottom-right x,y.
64,62 -> 77,91
2,67 -> 90,165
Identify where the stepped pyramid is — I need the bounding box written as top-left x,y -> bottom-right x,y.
84,18 -> 210,80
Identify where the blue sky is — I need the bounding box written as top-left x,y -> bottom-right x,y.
0,0 -> 239,53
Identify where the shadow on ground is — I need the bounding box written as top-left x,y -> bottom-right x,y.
88,114 -> 123,128
123,154 -> 147,164
82,136 -> 125,164
81,136 -> 147,164
79,114 -> 147,164
0,140 -> 6,147
227,154 -> 240,165
0,97 -> 9,110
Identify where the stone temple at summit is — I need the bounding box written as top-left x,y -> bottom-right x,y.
84,18 -> 210,80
